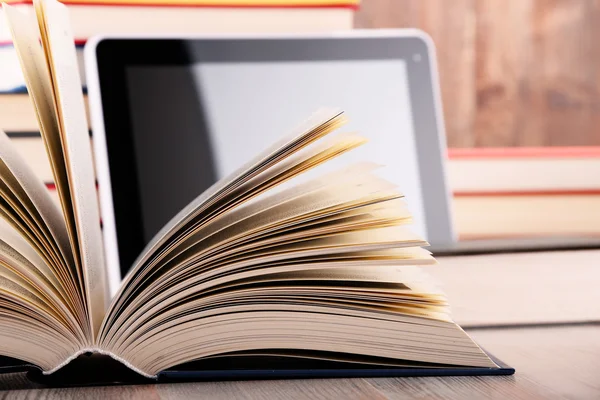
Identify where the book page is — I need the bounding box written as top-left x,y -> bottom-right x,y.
94,106 -> 496,374
0,131 -> 86,321
0,267 -> 81,370
121,246 -> 437,327
0,234 -> 84,336
131,108 -> 345,275
35,0 -> 108,339
0,218 -> 69,305
2,3 -> 90,329
102,110 -> 347,332
3,0 -> 108,341
0,131 -> 73,275
151,132 -> 373,271
0,7 -> 76,269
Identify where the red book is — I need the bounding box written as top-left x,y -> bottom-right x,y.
453,193 -> 600,238
1,0 -> 359,7
447,147 -> 600,195
0,0 -> 357,42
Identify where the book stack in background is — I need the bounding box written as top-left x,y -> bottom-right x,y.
447,147 -> 600,239
1,0 -> 359,202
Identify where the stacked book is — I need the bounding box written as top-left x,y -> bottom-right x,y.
0,0 -> 359,201
448,147 -> 600,239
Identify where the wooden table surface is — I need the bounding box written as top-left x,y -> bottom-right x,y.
0,250 -> 598,399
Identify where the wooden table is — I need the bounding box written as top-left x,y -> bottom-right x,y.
0,250 -> 598,399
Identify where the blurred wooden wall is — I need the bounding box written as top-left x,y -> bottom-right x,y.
355,0 -> 600,148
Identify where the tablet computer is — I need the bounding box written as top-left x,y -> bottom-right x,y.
85,30 -> 456,291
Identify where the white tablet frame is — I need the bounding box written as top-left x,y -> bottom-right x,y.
85,30 -> 456,295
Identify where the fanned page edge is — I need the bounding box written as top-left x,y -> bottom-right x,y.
0,131 -> 73,271
35,0 -> 109,339
0,7 -> 77,268
2,0 -> 108,340
115,109 -> 343,293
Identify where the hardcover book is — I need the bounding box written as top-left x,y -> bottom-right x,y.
448,148 -> 600,238
0,0 -> 355,43
0,0 -> 513,384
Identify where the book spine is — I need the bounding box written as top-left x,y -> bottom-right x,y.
0,0 -> 360,8
448,146 -> 600,159
447,147 -> 600,194
43,348 -> 157,379
453,189 -> 600,197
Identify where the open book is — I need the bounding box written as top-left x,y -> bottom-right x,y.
0,0 -> 508,383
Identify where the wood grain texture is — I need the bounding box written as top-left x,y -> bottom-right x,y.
419,0 -> 477,148
355,0 -> 477,147
528,0 -> 600,147
470,325 -> 600,400
429,250 -> 600,326
366,375 -> 554,400
473,0 -> 533,147
355,0 -> 600,148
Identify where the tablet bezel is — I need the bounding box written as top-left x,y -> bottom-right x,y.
85,30 -> 456,294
